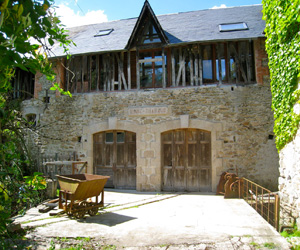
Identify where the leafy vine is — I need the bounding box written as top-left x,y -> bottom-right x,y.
262,0 -> 300,150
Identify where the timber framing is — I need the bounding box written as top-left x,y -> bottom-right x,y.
64,40 -> 255,93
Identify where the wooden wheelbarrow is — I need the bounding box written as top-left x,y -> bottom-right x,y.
57,174 -> 109,219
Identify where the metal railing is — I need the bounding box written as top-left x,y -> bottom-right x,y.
240,178 -> 280,231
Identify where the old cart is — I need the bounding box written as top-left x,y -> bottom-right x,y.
57,174 -> 109,219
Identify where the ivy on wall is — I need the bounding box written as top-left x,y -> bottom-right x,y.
263,0 -> 300,150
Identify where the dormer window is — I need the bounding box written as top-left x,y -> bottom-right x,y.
219,22 -> 248,32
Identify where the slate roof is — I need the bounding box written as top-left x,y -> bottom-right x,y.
51,5 -> 265,58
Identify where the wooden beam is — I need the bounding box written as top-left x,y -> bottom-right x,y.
66,59 -> 69,92
162,47 -> 166,88
246,41 -> 251,83
217,44 -> 222,86
139,58 -> 163,63
116,53 -> 122,90
96,55 -> 99,91
121,52 -> 128,90
136,49 -> 140,90
189,50 -> 194,86
199,45 -> 203,86
111,54 -> 115,91
227,42 -> 232,83
127,51 -> 131,90
171,48 -> 176,87
182,49 -> 186,86
195,52 -> 199,86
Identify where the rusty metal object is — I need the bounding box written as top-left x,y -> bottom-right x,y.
57,174 -> 109,218
216,172 -> 243,198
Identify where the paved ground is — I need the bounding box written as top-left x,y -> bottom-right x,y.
13,190 -> 290,249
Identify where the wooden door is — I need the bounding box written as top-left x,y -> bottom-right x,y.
162,129 -> 211,192
93,131 -> 136,189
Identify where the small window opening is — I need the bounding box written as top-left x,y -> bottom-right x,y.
106,132 -> 114,143
117,132 -> 125,143
219,22 -> 248,32
268,134 -> 274,140
43,96 -> 50,103
78,136 -> 82,143
26,114 -> 37,127
94,29 -> 114,37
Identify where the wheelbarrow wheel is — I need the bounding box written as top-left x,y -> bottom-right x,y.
88,203 -> 98,216
72,203 -> 86,219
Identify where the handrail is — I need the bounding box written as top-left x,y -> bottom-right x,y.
241,178 -> 280,231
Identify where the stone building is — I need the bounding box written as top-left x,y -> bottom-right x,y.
21,1 -> 279,192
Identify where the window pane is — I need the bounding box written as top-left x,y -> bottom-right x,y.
106,133 -> 113,143
219,23 -> 248,32
202,45 -> 213,82
117,132 -> 125,143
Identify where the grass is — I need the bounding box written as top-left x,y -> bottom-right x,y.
263,242 -> 276,249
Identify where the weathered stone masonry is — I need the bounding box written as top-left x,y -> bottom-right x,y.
22,81 -> 279,191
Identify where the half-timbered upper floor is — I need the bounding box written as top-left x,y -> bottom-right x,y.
44,1 -> 268,95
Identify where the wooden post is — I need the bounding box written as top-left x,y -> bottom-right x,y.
127,51 -> 131,90
112,54 -> 115,91
182,49 -> 186,86
199,45 -> 203,85
162,47 -> 166,88
227,43 -> 232,83
116,53 -> 122,90
195,53 -> 199,86
189,50 -> 194,86
217,44 -> 222,85
136,49 -> 140,90
246,41 -> 251,83
171,48 -> 176,87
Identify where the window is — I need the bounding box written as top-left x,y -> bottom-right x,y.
219,23 -> 248,32
26,114 -> 37,127
139,50 -> 166,88
141,22 -> 161,44
95,29 -> 114,37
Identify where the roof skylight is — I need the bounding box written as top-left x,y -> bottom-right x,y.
219,23 -> 248,32
94,29 -> 114,37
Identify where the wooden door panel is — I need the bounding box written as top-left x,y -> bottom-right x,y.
162,129 -> 212,192
162,167 -> 173,191
93,131 -> 136,189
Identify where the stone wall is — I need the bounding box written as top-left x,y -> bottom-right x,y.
22,83 -> 279,191
278,79 -> 300,228
279,125 -> 300,228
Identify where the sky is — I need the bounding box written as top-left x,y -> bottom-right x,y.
53,0 -> 262,28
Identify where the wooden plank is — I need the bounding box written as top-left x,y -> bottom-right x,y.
138,58 -> 163,63
162,47 -> 166,88
171,48 -> 176,87
127,51 -> 131,90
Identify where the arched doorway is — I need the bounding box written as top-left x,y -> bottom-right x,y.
93,131 -> 136,189
161,129 -> 211,192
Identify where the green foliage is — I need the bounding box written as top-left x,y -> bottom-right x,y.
263,0 -> 300,150
0,0 -> 73,237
